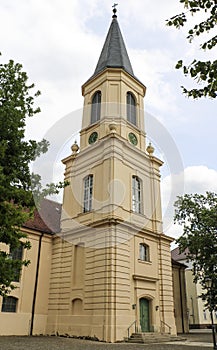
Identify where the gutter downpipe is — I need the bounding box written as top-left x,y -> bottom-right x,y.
30,232 -> 44,335
179,267 -> 185,333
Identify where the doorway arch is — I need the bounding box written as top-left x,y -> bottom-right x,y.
139,298 -> 150,332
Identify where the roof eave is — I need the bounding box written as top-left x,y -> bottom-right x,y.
82,66 -> 146,96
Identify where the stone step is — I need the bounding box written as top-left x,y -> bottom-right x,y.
126,332 -> 185,344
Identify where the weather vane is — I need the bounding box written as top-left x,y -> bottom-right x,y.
112,3 -> 118,18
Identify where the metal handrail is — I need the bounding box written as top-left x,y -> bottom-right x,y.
160,320 -> 171,334
127,320 -> 137,339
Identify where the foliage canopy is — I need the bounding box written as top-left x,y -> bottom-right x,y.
174,191 -> 217,311
0,56 -> 65,296
167,0 -> 217,98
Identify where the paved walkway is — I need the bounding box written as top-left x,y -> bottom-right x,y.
0,332 -> 215,350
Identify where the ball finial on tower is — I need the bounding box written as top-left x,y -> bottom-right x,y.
71,140 -> 79,154
146,142 -> 155,156
112,3 -> 118,18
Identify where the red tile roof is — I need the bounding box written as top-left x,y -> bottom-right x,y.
23,198 -> 62,234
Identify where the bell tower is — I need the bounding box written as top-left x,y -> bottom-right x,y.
47,7 -> 177,342
80,8 -> 146,153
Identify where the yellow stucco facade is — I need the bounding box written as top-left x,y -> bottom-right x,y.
0,229 -> 53,335
0,13 -> 180,342
46,18 -> 177,340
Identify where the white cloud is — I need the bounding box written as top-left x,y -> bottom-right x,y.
162,166 -> 217,239
130,48 -> 179,114
2,0 -> 180,143
0,0 -> 106,142
183,166 -> 217,193
120,0 -> 184,32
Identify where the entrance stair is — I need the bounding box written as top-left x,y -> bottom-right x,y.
126,332 -> 185,344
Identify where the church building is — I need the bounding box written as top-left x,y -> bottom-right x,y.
46,8 -> 177,342
0,8 -> 179,342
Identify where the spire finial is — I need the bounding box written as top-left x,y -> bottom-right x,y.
112,3 -> 118,18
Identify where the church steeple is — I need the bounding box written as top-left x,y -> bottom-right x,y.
81,8 -> 146,151
93,10 -> 135,79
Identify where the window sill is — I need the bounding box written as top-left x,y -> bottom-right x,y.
131,210 -> 145,217
138,259 -> 152,265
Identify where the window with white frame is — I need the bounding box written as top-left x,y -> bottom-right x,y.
132,176 -> 142,213
1,296 -> 17,313
91,91 -> 101,124
139,243 -> 149,262
127,92 -> 136,126
83,175 -> 93,213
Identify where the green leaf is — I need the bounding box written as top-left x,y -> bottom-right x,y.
183,66 -> 188,74
175,60 -> 183,69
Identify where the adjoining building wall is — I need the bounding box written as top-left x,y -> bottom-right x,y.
0,229 -> 53,335
186,268 -> 214,329
172,260 -> 189,333
171,247 -> 215,329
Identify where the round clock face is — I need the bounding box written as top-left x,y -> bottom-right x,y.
128,132 -> 138,146
88,131 -> 98,144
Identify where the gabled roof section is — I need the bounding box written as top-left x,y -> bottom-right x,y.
24,198 -> 62,234
93,16 -> 134,78
171,246 -> 189,261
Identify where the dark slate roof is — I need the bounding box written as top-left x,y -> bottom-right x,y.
93,17 -> 135,78
24,198 -> 62,234
171,246 -> 189,261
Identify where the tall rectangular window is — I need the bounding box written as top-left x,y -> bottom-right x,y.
10,245 -> 23,282
83,175 -> 93,213
132,176 -> 141,213
139,244 -> 149,261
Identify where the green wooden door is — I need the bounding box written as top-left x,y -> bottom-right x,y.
140,298 -> 150,332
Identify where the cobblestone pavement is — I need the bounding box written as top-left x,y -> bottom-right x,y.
0,332 -> 214,350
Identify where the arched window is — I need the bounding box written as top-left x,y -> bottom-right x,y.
127,92 -> 136,126
83,175 -> 93,213
1,296 -> 18,312
91,91 -> 101,124
132,176 -> 142,213
139,243 -> 150,262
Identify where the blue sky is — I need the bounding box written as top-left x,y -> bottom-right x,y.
0,0 -> 216,239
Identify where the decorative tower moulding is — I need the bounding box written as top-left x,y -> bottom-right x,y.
47,7 -> 177,342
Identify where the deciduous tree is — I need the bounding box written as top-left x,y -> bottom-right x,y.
174,191 -> 217,311
0,56 -> 64,296
166,0 -> 217,98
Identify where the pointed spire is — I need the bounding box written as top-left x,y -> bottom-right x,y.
93,7 -> 135,78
